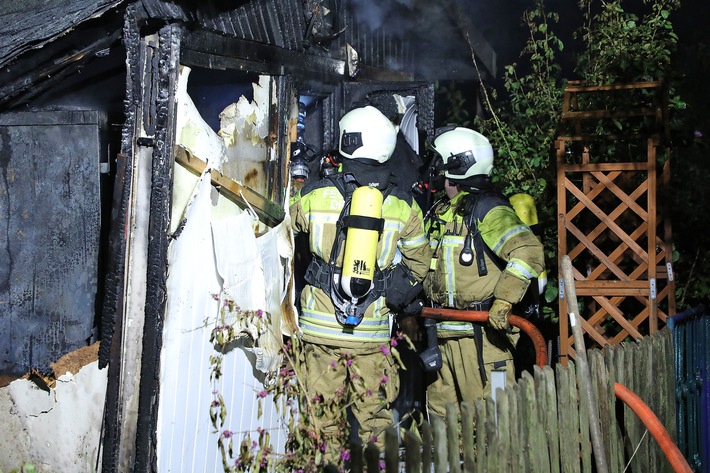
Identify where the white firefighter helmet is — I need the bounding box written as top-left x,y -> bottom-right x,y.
338,106 -> 397,163
433,127 -> 494,180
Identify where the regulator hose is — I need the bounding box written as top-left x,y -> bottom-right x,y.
420,307 -> 548,368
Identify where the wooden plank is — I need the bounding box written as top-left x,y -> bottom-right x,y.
637,335 -> 663,473
349,439 -> 364,473
662,329 -> 677,443
404,427 -> 422,473
563,80 -> 662,92
647,138 -> 659,333
385,427 -> 399,473
638,339 -> 653,472
604,346 -> 624,472
623,342 -> 643,472
365,443 -> 380,473
525,370 -> 550,473
561,108 -> 658,120
446,403 -> 462,473
485,397 -> 499,473
556,362 -> 581,473
557,139 -> 571,363
575,358 -> 593,473
475,399 -> 487,473
174,145 -> 285,227
421,420 -> 433,473
588,349 -> 611,470
461,402 -> 476,473
508,383 -> 529,473
536,366 -> 560,473
561,162 -> 648,172
496,390 -> 512,473
431,414 -> 447,473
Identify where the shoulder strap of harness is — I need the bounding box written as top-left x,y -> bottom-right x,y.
461,190 -> 508,277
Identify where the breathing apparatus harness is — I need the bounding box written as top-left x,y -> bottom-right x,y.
304,172 -> 397,327
423,185 -> 509,382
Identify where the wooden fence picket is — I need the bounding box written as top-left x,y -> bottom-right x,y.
461,402 -> 476,473
403,425 -> 421,473
497,388 -> 513,473
430,412 -> 446,472
369,330 -> 680,473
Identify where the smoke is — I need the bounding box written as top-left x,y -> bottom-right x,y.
346,0 -> 505,80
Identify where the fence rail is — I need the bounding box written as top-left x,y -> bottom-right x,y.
339,328 -> 681,472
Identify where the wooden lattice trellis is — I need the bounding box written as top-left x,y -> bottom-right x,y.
556,81 -> 676,363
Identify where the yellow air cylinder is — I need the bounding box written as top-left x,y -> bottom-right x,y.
509,193 -> 547,294
509,193 -> 538,227
341,185 -> 383,300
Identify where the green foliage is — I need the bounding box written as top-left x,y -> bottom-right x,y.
474,1 -> 564,198
575,0 -> 680,84
208,297 -> 412,472
438,0 -> 689,320
471,0 -> 567,310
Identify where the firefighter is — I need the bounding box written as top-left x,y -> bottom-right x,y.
289,105 -> 431,462
421,126 -> 545,419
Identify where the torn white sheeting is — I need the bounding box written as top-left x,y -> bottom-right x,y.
212,213 -> 283,378
219,75 -> 272,195
158,171 -> 288,472
158,172 -> 223,473
171,65 -> 230,233
175,65 -> 227,167
256,216 -> 298,337
6,362 -> 107,473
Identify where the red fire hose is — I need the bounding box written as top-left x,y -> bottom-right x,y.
420,307 -> 548,368
614,383 -> 693,473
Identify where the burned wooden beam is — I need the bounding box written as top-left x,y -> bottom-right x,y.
181,29 -> 345,82
174,145 -> 285,228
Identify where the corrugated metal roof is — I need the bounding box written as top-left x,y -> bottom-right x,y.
0,0 -> 125,69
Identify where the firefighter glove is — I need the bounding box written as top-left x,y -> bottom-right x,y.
488,299 -> 513,331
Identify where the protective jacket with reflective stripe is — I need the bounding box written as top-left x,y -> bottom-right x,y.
423,190 -> 544,338
291,175 -> 431,348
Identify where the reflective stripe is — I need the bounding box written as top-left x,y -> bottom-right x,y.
306,289 -> 316,310
302,311 -> 389,329
378,230 -> 395,268
441,235 -> 465,245
506,259 -> 539,279
383,220 -> 404,232
436,321 -> 474,332
400,233 -> 427,249
300,310 -> 391,342
492,224 -> 529,254
443,243 -> 456,307
312,224 -> 325,260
